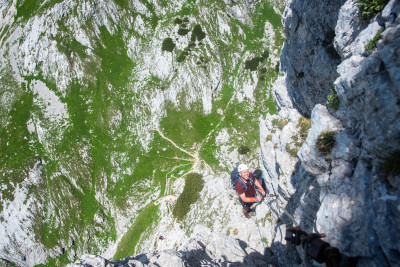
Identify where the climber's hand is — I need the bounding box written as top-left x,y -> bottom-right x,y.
255,195 -> 263,202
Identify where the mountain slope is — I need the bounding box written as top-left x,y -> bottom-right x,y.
0,0 -> 285,265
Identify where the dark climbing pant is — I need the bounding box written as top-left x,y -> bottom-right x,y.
238,196 -> 253,210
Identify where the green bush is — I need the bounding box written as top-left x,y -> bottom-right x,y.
272,118 -> 288,130
262,49 -> 269,59
316,131 -> 336,155
176,52 -> 187,62
238,145 -> 250,155
191,24 -> 206,42
183,48 -> 190,56
275,62 -> 280,73
178,28 -> 190,36
356,0 -> 390,20
161,37 -> 175,52
365,29 -> 383,53
174,18 -> 183,24
173,173 -> 204,220
244,57 -> 263,71
326,88 -> 340,111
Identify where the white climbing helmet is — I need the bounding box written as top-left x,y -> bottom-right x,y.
238,163 -> 248,172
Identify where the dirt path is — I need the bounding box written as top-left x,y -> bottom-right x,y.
153,129 -> 214,196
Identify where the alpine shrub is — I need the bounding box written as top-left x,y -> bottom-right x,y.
191,24 -> 206,42
298,117 -> 311,140
262,49 -> 269,59
238,145 -> 250,155
244,57 -> 263,71
356,0 -> 390,20
316,131 -> 336,155
173,173 -> 204,220
178,28 -> 190,36
286,143 -> 299,158
365,29 -> 383,53
162,37 -> 175,52
326,88 -> 340,111
272,118 -> 288,130
176,52 -> 186,62
174,18 -> 183,24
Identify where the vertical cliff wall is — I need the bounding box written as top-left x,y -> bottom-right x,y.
280,0 -> 346,116
261,0 -> 400,266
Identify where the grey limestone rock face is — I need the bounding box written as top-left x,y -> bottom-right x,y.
223,0 -> 258,23
298,104 -> 344,180
260,0 -> 400,265
68,226 -> 268,267
259,76 -> 321,265
280,0 -> 346,116
329,3 -> 400,263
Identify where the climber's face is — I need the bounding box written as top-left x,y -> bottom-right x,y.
239,169 -> 249,180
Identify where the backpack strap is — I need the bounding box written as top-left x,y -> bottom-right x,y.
249,173 -> 258,190
249,173 -> 255,183
237,176 -> 248,192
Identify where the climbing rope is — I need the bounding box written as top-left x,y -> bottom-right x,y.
252,198 -> 271,266
255,216 -> 268,263
251,195 -> 298,267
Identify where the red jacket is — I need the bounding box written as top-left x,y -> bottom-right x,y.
235,173 -> 256,198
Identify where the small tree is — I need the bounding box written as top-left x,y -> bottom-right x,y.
161,37 -> 175,52
178,28 -> 190,36
191,24 -> 206,42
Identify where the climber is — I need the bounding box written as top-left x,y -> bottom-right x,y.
285,226 -> 356,266
235,164 -> 266,218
